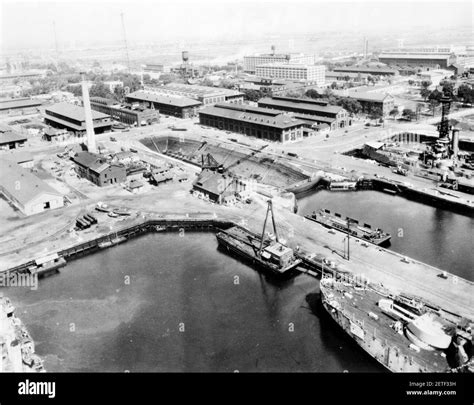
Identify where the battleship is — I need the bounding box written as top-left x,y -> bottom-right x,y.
216,200 -> 301,277
305,209 -> 391,246
319,274 -> 473,373
0,294 -> 45,372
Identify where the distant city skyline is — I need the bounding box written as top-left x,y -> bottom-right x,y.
1,0 -> 472,52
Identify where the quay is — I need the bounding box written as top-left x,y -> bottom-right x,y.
0,195 -> 472,321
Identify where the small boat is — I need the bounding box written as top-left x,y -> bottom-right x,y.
95,202 -> 110,212
108,212 -> 119,218
113,208 -> 132,216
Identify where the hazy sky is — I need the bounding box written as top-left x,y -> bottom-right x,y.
1,0 -> 472,51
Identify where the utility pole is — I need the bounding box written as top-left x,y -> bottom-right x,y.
121,12 -> 131,72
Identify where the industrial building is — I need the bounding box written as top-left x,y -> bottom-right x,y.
255,64 -> 325,85
325,71 -> 370,84
378,47 -> 456,69
89,97 -> 160,126
193,169 -> 246,204
126,90 -> 201,118
0,124 -> 27,150
145,83 -> 244,105
258,96 -> 350,128
199,103 -> 306,143
0,98 -> 43,115
0,159 -> 64,216
71,151 -> 127,187
244,46 -> 315,73
341,91 -> 395,116
332,66 -> 399,76
44,102 -> 113,135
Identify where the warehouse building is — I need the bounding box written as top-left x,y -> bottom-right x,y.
89,97 -> 160,126
341,91 -> 395,116
145,83 -> 244,105
71,151 -> 127,187
126,90 -> 201,118
0,159 -> 63,216
193,169 -> 246,204
332,66 -> 399,76
258,96 -> 349,128
44,102 -> 112,135
199,103 -> 306,143
378,47 -> 456,69
255,64 -> 325,85
244,47 -> 315,73
0,98 -> 43,115
0,124 -> 27,150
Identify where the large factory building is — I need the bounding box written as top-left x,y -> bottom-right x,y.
199,103 -> 306,143
258,96 -> 350,128
146,83 -> 244,106
378,47 -> 456,69
126,90 -> 201,118
44,102 -> 113,135
255,64 -> 325,86
0,159 -> 64,215
244,46 -> 315,73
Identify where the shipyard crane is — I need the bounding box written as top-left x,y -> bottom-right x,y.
258,200 -> 279,258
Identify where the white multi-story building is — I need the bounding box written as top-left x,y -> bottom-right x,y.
255,64 -> 325,85
244,52 -> 315,73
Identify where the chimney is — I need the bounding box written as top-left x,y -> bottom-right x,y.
81,72 -> 97,154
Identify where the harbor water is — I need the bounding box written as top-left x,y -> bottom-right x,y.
3,232 -> 382,372
298,190 -> 474,281
3,189 -> 471,372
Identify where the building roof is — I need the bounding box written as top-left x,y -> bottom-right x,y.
45,102 -> 110,122
258,96 -> 344,115
365,142 -> 385,150
326,71 -> 370,79
200,103 -> 306,129
72,151 -> 116,174
0,98 -> 43,111
0,130 -> 27,144
194,169 -> 240,197
345,91 -> 394,102
127,90 -> 201,108
0,159 -> 62,206
378,53 -> 452,60
256,63 -> 323,69
333,66 -> 399,74
0,151 -> 34,164
145,83 -> 244,100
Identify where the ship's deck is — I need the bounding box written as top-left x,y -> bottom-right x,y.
321,278 -> 451,372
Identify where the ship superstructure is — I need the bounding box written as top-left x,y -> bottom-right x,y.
320,275 -> 473,372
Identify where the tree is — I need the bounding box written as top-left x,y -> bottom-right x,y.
89,82 -> 112,99
420,88 -> 431,101
305,89 -> 321,99
408,79 -> 414,86
389,107 -> 399,118
338,97 -> 362,115
457,84 -> 474,105
440,80 -> 455,98
402,108 -> 416,121
421,80 -> 432,89
159,73 -> 174,85
428,89 -> 443,102
330,81 -> 338,89
368,106 -> 383,121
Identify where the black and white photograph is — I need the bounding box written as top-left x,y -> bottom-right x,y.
0,0 -> 473,401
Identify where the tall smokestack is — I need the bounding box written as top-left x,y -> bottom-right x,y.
80,72 -> 96,154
